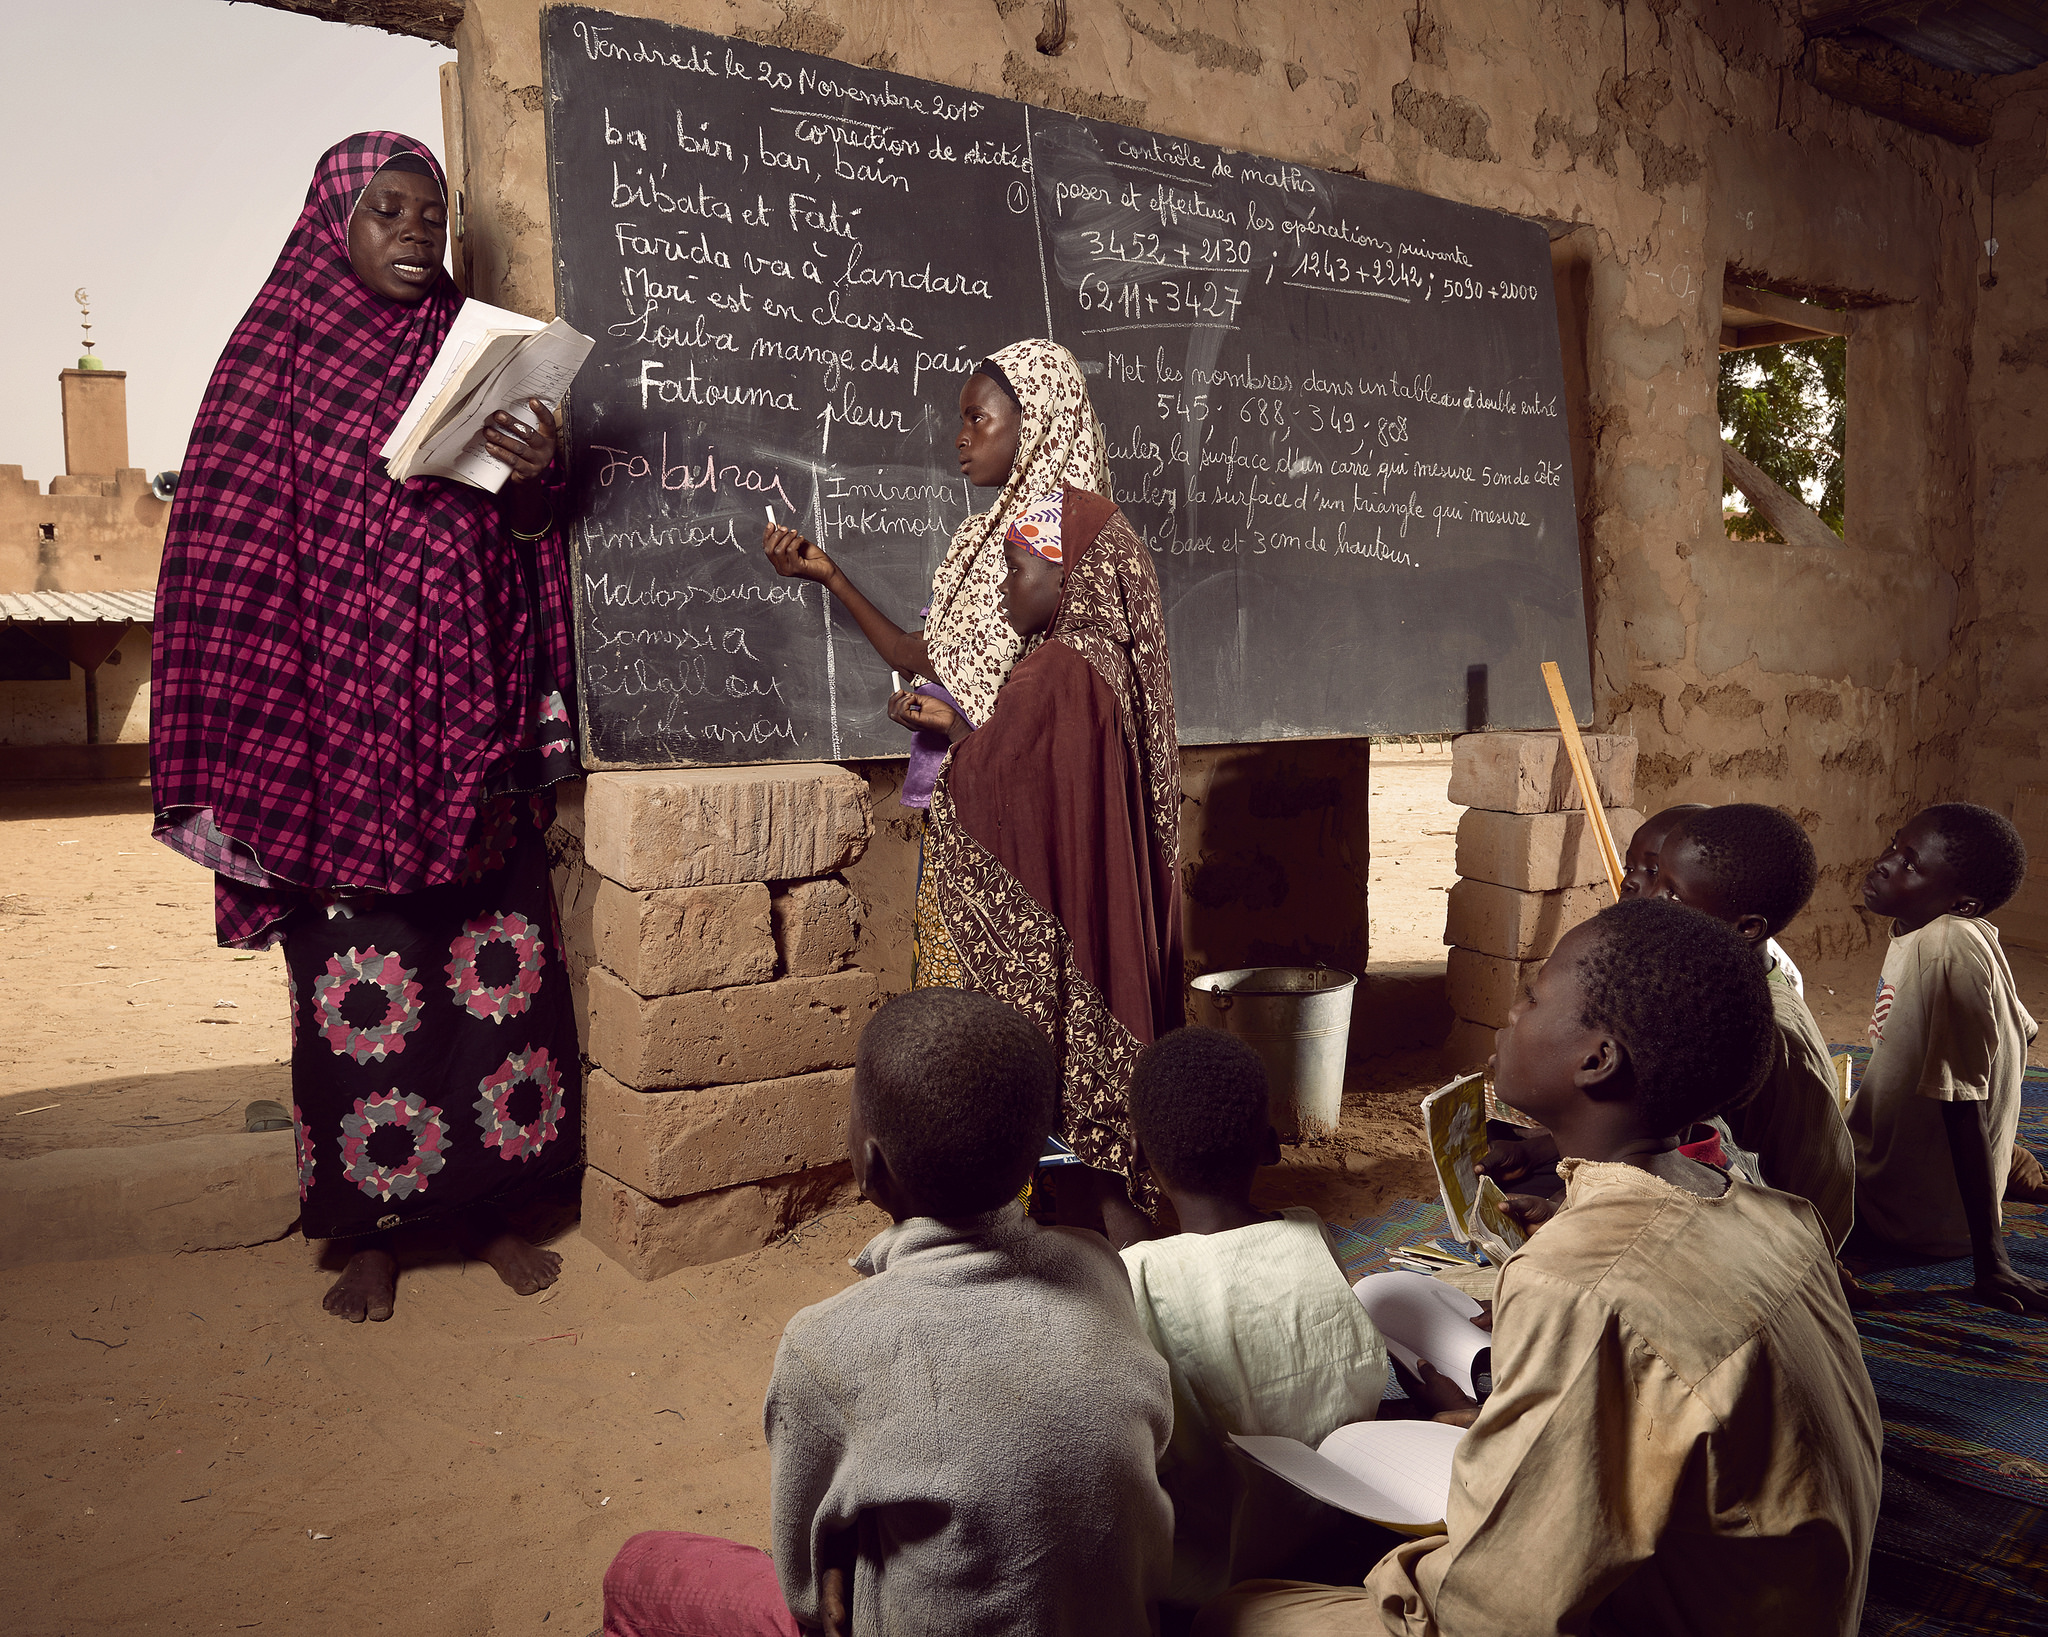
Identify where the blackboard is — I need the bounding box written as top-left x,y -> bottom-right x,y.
542,6 -> 1590,768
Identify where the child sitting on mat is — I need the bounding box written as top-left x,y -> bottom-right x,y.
1198,900 -> 1883,1637
602,988 -> 1174,1637
1120,1028 -> 1427,1616
1649,803 -> 1855,1248
1850,803 -> 2048,1313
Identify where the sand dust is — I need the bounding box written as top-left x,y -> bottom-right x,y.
0,775 -> 1440,1636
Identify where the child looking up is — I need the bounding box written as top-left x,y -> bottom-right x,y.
1200,900 -> 1882,1637
1619,801 -> 1706,899
1850,803 -> 2047,1313
603,988 -> 1174,1637
1651,803 -> 1855,1247
1120,1028 -> 1395,1613
1627,801 -> 1807,995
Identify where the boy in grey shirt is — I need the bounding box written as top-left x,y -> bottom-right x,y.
603,988 -> 1175,1636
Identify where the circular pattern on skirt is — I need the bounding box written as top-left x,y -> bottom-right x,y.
537,688 -> 575,756
446,910 -> 546,1023
311,947 -> 423,1064
338,1090 -> 449,1202
292,1100 -> 317,1201
473,1046 -> 567,1162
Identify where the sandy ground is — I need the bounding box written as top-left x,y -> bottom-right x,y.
11,761 -> 2041,1633
1,781 -> 292,1156
0,771 -> 1442,1637
1363,743 -> 1461,968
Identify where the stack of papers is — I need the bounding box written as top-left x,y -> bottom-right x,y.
381,298 -> 594,492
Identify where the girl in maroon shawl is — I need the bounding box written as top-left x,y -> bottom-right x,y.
903,486 -> 1183,1245
151,133 -> 581,1322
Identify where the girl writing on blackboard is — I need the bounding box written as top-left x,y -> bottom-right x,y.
762,338 -> 1110,805
151,134 -> 582,1324
764,343 -> 1180,1246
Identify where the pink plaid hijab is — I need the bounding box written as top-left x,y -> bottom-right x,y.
152,132 -> 575,930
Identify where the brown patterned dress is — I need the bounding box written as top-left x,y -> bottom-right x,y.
918,486 -> 1183,1208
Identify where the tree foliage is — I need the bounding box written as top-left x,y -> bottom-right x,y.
1718,335 -> 1845,540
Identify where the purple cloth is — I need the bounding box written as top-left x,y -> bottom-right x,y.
603,1532 -> 801,1637
900,681 -> 971,809
150,131 -> 577,947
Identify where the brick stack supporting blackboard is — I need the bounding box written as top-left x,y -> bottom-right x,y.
548,768 -> 880,1280
1439,733 -> 1642,1071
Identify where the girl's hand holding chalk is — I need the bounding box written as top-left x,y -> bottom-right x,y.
763,515 -> 837,585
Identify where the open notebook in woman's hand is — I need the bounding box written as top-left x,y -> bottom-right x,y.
380,298 -> 594,490
1228,1421 -> 1463,1536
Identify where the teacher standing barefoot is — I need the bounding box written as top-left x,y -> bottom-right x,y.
151,133 -> 583,1322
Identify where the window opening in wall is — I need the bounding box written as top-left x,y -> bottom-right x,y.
1717,285 -> 1848,547
37,522 -> 55,542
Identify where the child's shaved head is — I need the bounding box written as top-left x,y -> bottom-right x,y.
855,988 -> 1058,1218
1921,803 -> 2029,913
1129,1027 -> 1270,1194
1664,804 -> 1818,936
1570,898 -> 1776,1134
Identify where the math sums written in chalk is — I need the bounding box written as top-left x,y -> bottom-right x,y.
1077,273 -> 1247,322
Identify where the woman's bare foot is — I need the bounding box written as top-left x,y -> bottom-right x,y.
474,1227 -> 562,1296
323,1248 -> 398,1323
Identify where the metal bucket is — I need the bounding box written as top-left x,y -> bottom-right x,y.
1187,966 -> 1357,1141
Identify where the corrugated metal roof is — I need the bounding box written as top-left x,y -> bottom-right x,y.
1873,2 -> 2048,75
0,590 -> 156,624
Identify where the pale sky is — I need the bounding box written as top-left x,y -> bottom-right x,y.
0,0 -> 453,483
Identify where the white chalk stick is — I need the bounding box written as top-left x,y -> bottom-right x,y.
890,671 -> 903,694
765,506 -> 776,525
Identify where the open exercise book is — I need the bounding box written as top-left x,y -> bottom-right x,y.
1228,1272 -> 1488,1534
1354,1270 -> 1491,1399
1231,1423 -> 1462,1536
1420,1071 -> 1529,1265
380,299 -> 594,491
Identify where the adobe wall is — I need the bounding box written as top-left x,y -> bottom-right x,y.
446,0 -> 2029,963
0,632 -> 149,748
0,465 -> 169,595
1955,65 -> 2048,943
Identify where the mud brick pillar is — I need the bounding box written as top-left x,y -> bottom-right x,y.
1439,733 -> 1642,1071
547,766 -> 879,1280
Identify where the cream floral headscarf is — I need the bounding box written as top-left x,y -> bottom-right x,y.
922,338 -> 1111,723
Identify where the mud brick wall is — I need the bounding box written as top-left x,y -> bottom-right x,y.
1439,732 -> 1640,1071
437,0 -> 2048,970
548,766 -> 878,1280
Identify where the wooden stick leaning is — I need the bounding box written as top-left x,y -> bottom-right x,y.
1540,660 -> 1625,901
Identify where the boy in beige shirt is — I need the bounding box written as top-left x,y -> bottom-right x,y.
1849,802 -> 2047,1313
1197,899 -> 1882,1637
